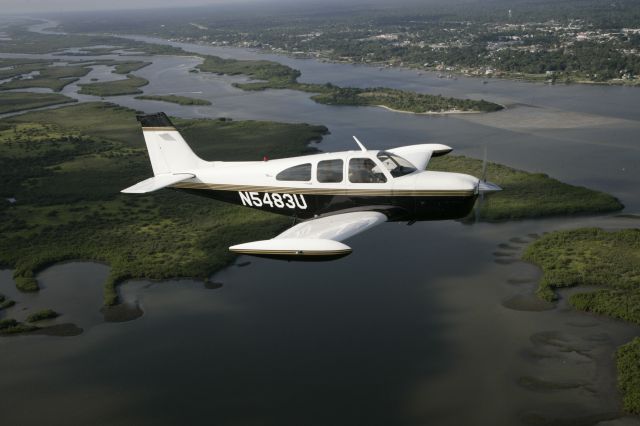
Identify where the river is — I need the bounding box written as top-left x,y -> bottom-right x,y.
0,19 -> 639,426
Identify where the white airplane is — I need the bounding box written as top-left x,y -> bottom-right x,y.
123,113 -> 501,260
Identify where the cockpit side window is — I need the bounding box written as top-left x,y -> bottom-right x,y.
376,151 -> 417,178
348,158 -> 387,183
317,159 -> 343,183
276,163 -> 311,181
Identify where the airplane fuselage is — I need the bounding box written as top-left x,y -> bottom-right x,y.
124,113 -> 500,260
170,150 -> 480,222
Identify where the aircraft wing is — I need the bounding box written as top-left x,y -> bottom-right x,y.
229,211 -> 387,260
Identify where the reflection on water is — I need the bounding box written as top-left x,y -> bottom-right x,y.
0,24 -> 639,425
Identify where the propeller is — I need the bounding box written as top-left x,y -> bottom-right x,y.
474,145 -> 499,222
481,145 -> 488,183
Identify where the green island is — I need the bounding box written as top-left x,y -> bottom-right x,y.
134,94 -> 212,106
26,308 -> 59,323
0,293 -> 15,310
522,228 -> 640,413
78,74 -> 149,96
197,56 -> 503,113
0,318 -> 38,335
312,87 -> 503,113
429,156 -> 623,221
0,92 -> 77,114
110,61 -> 152,75
0,62 -> 90,92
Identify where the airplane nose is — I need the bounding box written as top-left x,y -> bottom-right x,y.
411,171 -> 479,193
457,174 -> 479,192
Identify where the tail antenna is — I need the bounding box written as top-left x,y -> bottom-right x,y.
475,145 -> 488,222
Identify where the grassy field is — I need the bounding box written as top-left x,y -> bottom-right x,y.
135,94 -> 212,105
0,92 -> 76,114
0,102 -> 328,305
429,156 -> 623,221
78,74 -> 149,96
522,228 -> 640,413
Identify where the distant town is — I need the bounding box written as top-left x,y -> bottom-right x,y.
57,0 -> 640,85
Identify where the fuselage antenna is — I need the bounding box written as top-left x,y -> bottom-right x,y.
352,136 -> 367,152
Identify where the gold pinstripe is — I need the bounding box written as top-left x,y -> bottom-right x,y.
141,126 -> 177,131
172,182 -> 475,197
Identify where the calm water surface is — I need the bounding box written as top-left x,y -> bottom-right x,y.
1,23 -> 640,426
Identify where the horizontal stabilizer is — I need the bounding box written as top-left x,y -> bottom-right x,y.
121,173 -> 195,194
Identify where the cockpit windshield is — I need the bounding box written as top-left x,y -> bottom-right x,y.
376,151 -> 417,178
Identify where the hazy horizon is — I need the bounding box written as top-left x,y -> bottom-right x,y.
0,0 -> 464,15
1,0 -> 257,15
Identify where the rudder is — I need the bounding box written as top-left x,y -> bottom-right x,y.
137,113 -> 206,175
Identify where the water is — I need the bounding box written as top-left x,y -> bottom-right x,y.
1,21 -> 640,425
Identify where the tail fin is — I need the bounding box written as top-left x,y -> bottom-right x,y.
137,113 -> 206,175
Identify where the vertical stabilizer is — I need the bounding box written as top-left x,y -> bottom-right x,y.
137,113 -> 206,175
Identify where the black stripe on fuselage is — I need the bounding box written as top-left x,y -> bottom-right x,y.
173,186 -> 477,222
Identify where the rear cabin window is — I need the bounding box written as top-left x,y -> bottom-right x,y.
348,158 -> 387,183
317,159 -> 343,183
276,163 -> 311,181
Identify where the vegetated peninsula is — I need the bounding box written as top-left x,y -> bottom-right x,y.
0,60 -> 90,92
0,92 -> 76,114
135,94 -> 212,106
197,56 -> 503,113
0,58 -> 151,93
428,156 -> 623,221
522,228 -> 640,413
0,101 -> 624,308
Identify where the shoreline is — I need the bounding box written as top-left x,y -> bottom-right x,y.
374,104 -> 485,115
140,34 -> 640,88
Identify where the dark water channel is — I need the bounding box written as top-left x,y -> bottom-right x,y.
0,20 -> 639,426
